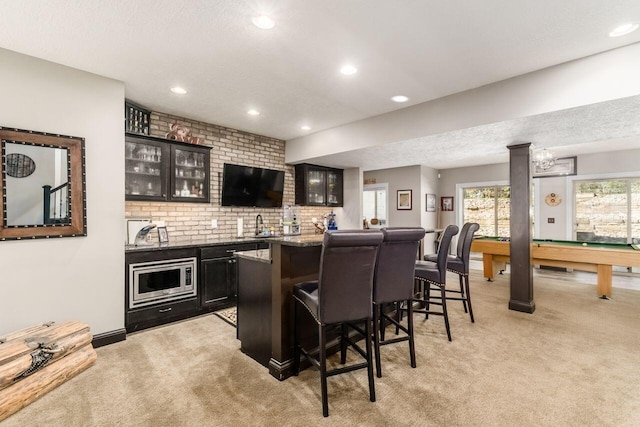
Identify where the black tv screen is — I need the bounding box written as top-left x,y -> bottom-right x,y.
221,163 -> 285,207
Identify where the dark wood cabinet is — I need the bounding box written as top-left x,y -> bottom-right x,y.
126,298 -> 199,333
200,256 -> 235,309
199,243 -> 259,311
295,163 -> 343,207
125,133 -> 211,203
125,247 -> 200,333
125,100 -> 150,135
125,242 -> 266,333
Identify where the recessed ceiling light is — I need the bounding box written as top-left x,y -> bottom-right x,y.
247,109 -> 260,116
391,95 -> 409,103
609,22 -> 639,37
252,15 -> 275,30
301,125 -> 311,131
340,65 -> 357,75
170,87 -> 187,95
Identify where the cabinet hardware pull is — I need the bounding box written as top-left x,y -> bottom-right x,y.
158,308 -> 172,313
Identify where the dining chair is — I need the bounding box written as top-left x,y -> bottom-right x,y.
372,227 -> 426,378
292,230 -> 383,417
424,222 -> 480,322
413,224 -> 459,341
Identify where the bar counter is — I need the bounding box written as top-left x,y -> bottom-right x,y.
235,234 -> 324,380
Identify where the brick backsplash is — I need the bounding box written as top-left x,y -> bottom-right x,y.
126,111 -> 330,242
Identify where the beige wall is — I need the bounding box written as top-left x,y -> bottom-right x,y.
363,164 -> 439,254
0,48 -> 125,336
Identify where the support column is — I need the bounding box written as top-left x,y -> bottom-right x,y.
507,143 -> 535,313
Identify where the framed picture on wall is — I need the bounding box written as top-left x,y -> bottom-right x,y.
157,226 -> 169,243
441,196 -> 454,211
426,194 -> 436,212
397,190 -> 412,210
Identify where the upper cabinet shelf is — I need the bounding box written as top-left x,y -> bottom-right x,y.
125,100 -> 150,135
125,133 -> 211,203
295,163 -> 343,207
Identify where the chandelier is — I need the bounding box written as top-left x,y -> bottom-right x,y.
532,148 -> 556,170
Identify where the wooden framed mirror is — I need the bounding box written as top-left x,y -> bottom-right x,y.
0,126 -> 86,240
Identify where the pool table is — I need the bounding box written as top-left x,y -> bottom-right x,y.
470,237 -> 640,298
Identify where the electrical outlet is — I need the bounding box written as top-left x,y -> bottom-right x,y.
211,219 -> 218,229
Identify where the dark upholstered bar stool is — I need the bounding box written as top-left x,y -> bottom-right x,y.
372,227 -> 426,378
292,230 -> 383,417
413,224 -> 459,341
424,222 -> 480,322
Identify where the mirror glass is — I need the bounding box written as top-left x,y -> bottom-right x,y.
3,142 -> 70,226
0,127 -> 86,241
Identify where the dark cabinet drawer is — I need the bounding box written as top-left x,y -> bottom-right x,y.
126,298 -> 198,332
200,243 -> 257,259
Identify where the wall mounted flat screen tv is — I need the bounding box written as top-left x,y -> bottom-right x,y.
221,163 -> 285,207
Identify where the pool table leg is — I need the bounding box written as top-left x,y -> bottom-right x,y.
597,264 -> 612,299
482,254 -> 494,281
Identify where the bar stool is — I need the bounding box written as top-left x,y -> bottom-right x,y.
372,227 -> 426,378
424,222 -> 480,322
292,230 -> 383,417
413,224 -> 459,341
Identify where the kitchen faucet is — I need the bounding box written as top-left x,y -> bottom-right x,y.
255,214 -> 264,236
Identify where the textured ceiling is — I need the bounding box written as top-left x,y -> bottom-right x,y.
1,0 -> 640,169
306,95 -> 640,170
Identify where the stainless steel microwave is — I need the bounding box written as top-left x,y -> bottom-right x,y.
128,257 -> 197,308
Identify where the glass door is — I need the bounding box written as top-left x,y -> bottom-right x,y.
327,169 -> 343,206
306,168 -> 326,205
170,145 -> 210,202
125,138 -> 166,200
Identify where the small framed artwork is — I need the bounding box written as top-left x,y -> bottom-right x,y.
397,190 -> 412,210
426,194 -> 436,212
441,196 -> 454,212
157,226 -> 169,243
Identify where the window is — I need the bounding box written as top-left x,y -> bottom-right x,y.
574,178 -> 640,243
462,185 -> 510,237
363,184 -> 388,227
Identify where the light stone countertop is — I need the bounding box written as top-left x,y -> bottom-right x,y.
233,249 -> 272,264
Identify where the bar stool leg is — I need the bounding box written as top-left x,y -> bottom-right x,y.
459,274 -> 468,313
364,319 -> 376,402
340,323 -> 348,364
320,324 -> 329,417
440,286 -> 452,341
407,298 -> 416,368
425,282 -> 431,320
373,304 -> 382,378
379,303 -> 386,341
465,274 -> 475,323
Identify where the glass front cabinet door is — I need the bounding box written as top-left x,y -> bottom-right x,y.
171,146 -> 210,202
125,134 -> 210,203
326,168 -> 343,207
295,164 -> 343,207
125,137 -> 167,200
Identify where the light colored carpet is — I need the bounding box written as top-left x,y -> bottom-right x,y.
3,268 -> 639,426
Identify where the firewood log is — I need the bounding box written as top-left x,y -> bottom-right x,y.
0,343 -> 97,421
